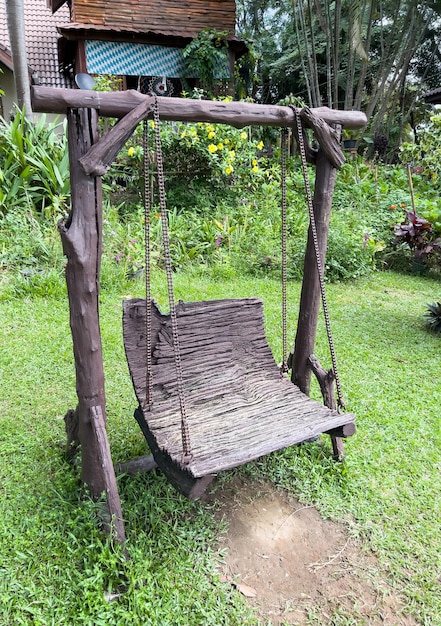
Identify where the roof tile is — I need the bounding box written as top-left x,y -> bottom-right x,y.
0,0 -> 72,88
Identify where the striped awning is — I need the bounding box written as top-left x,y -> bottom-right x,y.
85,40 -> 230,79
86,40 -> 186,77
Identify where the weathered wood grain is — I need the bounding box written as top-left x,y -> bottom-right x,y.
72,0 -> 236,38
123,298 -> 355,479
32,87 -> 368,131
115,454 -> 157,475
61,108 -> 125,543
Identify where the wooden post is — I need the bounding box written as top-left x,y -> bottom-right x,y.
291,148 -> 337,396
60,108 -> 125,543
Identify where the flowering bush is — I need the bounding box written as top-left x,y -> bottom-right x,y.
157,118 -> 265,183
115,114 -> 268,212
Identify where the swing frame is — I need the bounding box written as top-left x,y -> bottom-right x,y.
32,86 -> 366,543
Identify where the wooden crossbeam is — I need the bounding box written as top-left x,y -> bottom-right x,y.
32,87 -> 367,129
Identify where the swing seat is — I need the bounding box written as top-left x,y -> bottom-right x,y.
123,297 -> 355,497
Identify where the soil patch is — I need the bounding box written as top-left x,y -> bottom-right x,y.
209,477 -> 418,625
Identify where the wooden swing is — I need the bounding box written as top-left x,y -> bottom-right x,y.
123,100 -> 355,498
32,86 -> 366,541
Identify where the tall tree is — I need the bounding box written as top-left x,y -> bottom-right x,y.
236,0 -> 441,158
5,0 -> 32,115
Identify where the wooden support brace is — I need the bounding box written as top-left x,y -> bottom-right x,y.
300,108 -> 345,169
291,116 -> 317,165
116,455 -> 158,476
308,354 -> 337,409
80,98 -> 154,176
308,354 -> 355,459
90,405 -> 126,541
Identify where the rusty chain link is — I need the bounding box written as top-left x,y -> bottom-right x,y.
148,97 -> 193,463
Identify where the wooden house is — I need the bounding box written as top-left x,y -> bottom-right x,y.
0,0 -> 72,118
53,0 -> 247,95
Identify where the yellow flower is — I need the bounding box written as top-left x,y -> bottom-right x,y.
217,143 -> 224,150
257,140 -> 264,150
229,150 -> 236,160
189,129 -> 197,137
127,146 -> 135,157
252,159 -> 258,166
240,131 -> 247,140
225,165 -> 234,175
181,131 -> 187,138
208,144 -> 218,153
224,138 -> 230,144
208,131 -> 216,139
149,120 -> 155,129
251,165 -> 259,173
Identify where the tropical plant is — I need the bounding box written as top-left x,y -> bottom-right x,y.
424,301 -> 441,333
393,209 -> 441,261
182,29 -> 229,97
0,110 -> 69,218
400,113 -> 441,188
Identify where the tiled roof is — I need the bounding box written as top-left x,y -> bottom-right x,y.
0,0 -> 72,88
423,87 -> 441,104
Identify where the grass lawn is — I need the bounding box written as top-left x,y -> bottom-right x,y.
0,269 -> 440,625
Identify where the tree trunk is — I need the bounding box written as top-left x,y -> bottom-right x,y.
60,108 -> 125,543
5,0 -> 32,115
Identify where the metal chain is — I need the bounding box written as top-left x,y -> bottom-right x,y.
151,97 -> 193,463
294,109 -> 346,411
143,120 -> 153,408
280,128 -> 289,374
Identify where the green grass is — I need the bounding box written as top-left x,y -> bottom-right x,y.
1,269 -> 440,624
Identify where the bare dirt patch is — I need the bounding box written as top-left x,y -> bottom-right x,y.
209,477 -> 418,625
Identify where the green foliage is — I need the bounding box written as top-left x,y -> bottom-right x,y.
236,0 -> 439,161
3,109 -> 441,293
0,110 -> 69,218
393,209 -> 441,263
93,74 -> 123,92
424,301 -> 441,334
182,29 -> 229,96
0,111 -> 68,277
400,114 -> 441,188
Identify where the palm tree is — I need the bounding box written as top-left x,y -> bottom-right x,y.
5,0 -> 32,115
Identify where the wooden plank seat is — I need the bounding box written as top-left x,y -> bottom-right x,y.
123,298 -> 355,497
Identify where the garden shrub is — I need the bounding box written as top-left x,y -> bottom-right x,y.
399,114 -> 441,240
0,110 -> 69,219
182,29 -> 229,97
0,110 -> 69,277
424,301 -> 441,334
5,105 -> 441,291
400,114 -> 441,189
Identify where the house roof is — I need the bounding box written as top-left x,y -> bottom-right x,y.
423,87 -> 441,105
0,0 -> 72,88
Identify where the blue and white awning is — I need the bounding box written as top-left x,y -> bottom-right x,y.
85,41 -> 186,77
85,40 -> 229,79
